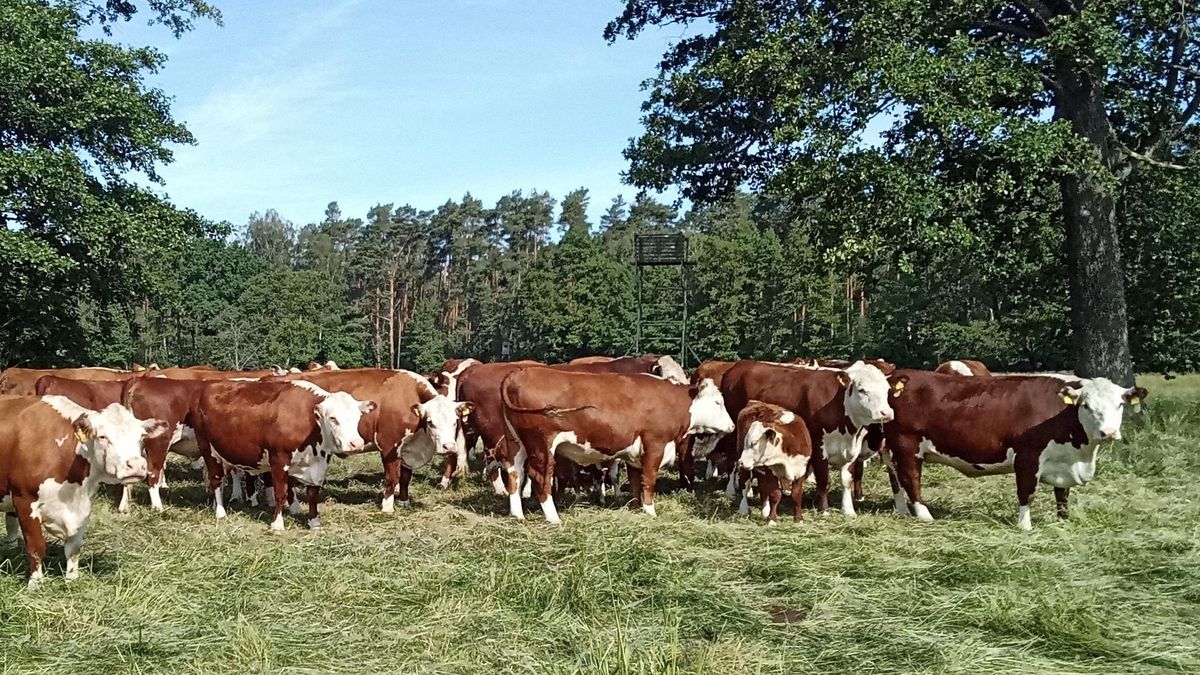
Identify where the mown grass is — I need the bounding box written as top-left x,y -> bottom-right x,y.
3,375 -> 1199,674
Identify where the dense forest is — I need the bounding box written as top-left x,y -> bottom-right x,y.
2,0 -> 1197,375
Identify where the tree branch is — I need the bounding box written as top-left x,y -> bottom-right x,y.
1124,147 -> 1192,171
980,20 -> 1043,41
1012,0 -> 1055,31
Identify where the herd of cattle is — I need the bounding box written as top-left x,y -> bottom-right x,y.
0,355 -> 1147,586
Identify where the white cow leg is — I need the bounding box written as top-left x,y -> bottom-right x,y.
840,464 -> 858,517
540,495 -> 562,525
508,488 -> 525,520
213,481 -> 227,519
520,477 -> 532,499
892,491 -> 912,516
704,461 -> 717,480
270,511 -> 285,531
380,494 -> 395,513
27,563 -> 44,589
1017,505 -> 1032,531
738,490 -> 750,516
911,502 -> 934,522
4,514 -> 19,544
724,472 -> 738,499
288,487 -> 301,515
118,484 -> 133,514
149,484 -> 164,512
63,525 -> 86,581
230,471 -> 245,503
760,500 -> 770,519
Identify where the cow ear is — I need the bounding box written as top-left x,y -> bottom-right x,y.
1125,386 -> 1148,411
132,363 -> 146,372
411,403 -> 423,418
763,428 -> 779,443
836,372 -> 851,388
72,414 -> 95,442
1059,384 -> 1082,406
359,400 -> 377,415
890,375 -> 909,396
457,402 -> 474,418
142,418 -> 169,439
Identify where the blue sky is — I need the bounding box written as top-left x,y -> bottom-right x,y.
111,0 -> 683,228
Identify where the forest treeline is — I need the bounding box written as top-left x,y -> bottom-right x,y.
3,0 -> 1198,375
6,175 -> 1196,375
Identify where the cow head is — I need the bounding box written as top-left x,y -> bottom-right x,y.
837,361 -> 896,427
653,356 -> 689,385
738,415 -> 808,478
73,403 -> 165,484
1059,378 -> 1148,443
688,378 -> 735,456
412,396 -> 473,455
315,392 -> 376,456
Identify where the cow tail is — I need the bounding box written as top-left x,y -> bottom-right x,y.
500,377 -> 594,417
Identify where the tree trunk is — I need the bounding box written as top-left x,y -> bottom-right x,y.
1055,64 -> 1134,385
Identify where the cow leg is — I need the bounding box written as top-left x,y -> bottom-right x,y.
839,463 -> 858,517
63,523 -> 86,581
205,462 -> 227,519
145,433 -> 171,512
268,463 -> 290,531
13,497 -> 46,588
889,436 -> 931,521
812,453 -> 831,515
230,470 -> 245,503
4,514 -> 18,544
759,473 -> 782,526
288,479 -> 301,515
738,472 -> 753,516
626,462 -> 644,513
306,485 -> 322,530
677,438 -> 695,491
439,452 -> 457,489
523,437 -> 560,525
790,478 -> 806,523
118,484 -> 133,514
607,461 -> 622,497
638,445 -> 664,517
396,466 -> 413,507
850,457 -> 865,503
380,448 -> 400,513
246,473 -> 260,508
1015,453 -> 1039,531
724,470 -> 739,498
1055,487 -> 1070,520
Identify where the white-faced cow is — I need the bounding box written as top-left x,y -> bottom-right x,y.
0,395 -> 164,586
193,381 -> 375,530
735,401 -> 814,525
501,369 -> 734,524
880,371 -> 1146,529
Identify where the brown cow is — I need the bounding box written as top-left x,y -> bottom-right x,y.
934,360 -> 992,376
268,369 -> 470,511
455,361 -> 545,497
568,355 -> 615,364
120,377 -> 211,512
789,357 -> 898,375
558,354 -> 689,384
716,360 -> 905,517
0,395 -> 164,586
734,401 -> 814,525
879,371 -> 1145,529
500,369 -> 734,524
153,365 -> 287,380
193,381 -> 376,530
0,367 -> 138,396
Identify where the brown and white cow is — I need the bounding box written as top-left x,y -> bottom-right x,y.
0,367 -> 139,396
558,354 -> 689,385
153,365 -> 287,380
193,381 -> 376,530
734,401 -> 814,525
500,369 -> 734,524
716,360 -> 905,517
935,360 -> 992,377
880,371 -> 1145,530
455,361 -> 545,496
0,395 -> 164,586
430,358 -> 482,488
119,377 -> 210,511
269,369 -> 470,512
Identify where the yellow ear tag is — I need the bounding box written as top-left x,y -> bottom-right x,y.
74,429 -> 89,443
1061,394 -> 1076,405
894,381 -> 905,391
1129,396 -> 1141,407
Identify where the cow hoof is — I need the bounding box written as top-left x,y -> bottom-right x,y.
842,509 -> 857,518
64,569 -> 80,582
767,520 -> 779,527
438,477 -> 451,489
912,502 -> 934,522
308,518 -> 322,530
214,506 -> 227,519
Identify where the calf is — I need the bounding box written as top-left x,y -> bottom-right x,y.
0,395 -> 163,586
935,360 -> 992,376
716,360 -> 905,517
193,381 -> 375,530
735,401 -> 814,525
880,371 -> 1146,529
501,369 -> 734,524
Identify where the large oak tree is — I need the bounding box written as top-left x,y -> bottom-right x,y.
607,0 -> 1200,383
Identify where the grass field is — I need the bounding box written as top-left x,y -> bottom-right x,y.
3,374 -> 1199,674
